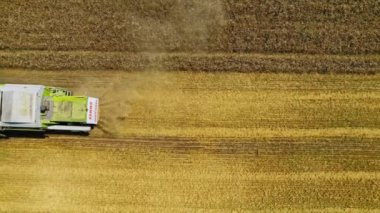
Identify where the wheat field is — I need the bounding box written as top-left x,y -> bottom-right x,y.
1,69 -> 379,211
1,0 -> 379,211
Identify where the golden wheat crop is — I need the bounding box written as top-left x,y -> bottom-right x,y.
1,0 -> 379,54
1,51 -> 379,74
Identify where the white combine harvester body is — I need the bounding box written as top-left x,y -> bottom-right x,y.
0,84 -> 99,134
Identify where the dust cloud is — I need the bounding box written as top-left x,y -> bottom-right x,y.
88,71 -> 172,137
93,0 -> 226,137
95,73 -> 139,137
125,0 -> 226,52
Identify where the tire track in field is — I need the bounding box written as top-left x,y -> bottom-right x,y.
2,135 -> 380,172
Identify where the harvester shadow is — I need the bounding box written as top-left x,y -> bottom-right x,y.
47,131 -> 90,137
1,131 -> 90,139
1,131 -> 46,139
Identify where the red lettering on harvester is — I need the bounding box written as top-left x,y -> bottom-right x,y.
89,101 -> 93,120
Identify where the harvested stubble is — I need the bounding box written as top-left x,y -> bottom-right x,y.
1,69 -> 379,139
1,137 -> 380,211
0,70 -> 380,211
1,0 -> 380,210
1,51 -> 379,74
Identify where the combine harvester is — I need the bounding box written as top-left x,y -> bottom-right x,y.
0,84 -> 99,135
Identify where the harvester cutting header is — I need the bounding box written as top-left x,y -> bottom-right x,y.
0,84 -> 99,134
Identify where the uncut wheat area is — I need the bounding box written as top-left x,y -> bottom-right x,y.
0,69 -> 380,211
